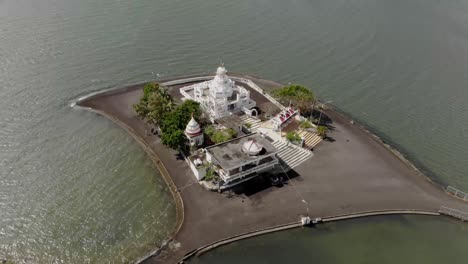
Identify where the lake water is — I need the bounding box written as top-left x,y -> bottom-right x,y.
1,0 -> 468,263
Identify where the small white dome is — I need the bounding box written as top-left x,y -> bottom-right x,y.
185,117 -> 201,136
242,139 -> 263,156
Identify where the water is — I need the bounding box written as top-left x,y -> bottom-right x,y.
190,215 -> 468,264
1,0 -> 468,263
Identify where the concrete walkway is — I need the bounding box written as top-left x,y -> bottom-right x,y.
76,74 -> 468,264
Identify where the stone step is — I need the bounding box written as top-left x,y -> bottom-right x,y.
298,129 -> 322,149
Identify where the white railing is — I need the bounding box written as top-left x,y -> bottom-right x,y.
222,160 -> 278,182
439,206 -> 468,221
161,76 -> 212,86
446,186 -> 468,201
233,78 -> 285,110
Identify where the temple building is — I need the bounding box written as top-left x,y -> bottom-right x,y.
180,66 -> 257,122
185,115 -> 204,147
204,133 -> 279,188
271,107 -> 299,131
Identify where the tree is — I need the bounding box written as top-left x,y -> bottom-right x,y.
133,82 -> 170,121
317,125 -> 328,138
161,129 -> 186,150
160,100 -> 200,133
143,82 -> 159,101
133,101 -> 149,119
146,87 -> 174,127
159,100 -> 201,150
133,84 -> 201,151
274,84 -> 315,113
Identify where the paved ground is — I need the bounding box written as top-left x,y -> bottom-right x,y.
78,75 -> 468,264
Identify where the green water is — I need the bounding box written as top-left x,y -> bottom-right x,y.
1,0 -> 468,263
190,215 -> 468,264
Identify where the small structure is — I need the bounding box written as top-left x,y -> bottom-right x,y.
180,65 -> 257,122
185,115 -> 204,147
187,150 -> 207,181
271,107 -> 299,131
204,133 -> 279,188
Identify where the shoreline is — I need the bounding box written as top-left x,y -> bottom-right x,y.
73,74 -> 468,264
327,104 -> 448,189
180,209 -> 440,262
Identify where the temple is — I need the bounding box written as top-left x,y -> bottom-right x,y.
185,114 -> 204,147
180,66 -> 257,122
188,133 -> 280,189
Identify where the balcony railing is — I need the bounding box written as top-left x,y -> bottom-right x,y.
219,159 -> 278,182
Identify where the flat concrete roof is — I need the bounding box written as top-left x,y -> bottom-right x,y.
206,133 -> 278,170
216,115 -> 243,128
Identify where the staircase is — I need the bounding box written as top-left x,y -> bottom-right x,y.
272,140 -> 313,170
297,129 -> 322,149
239,115 -> 262,132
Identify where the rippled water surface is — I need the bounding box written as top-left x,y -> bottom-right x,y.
1,0 -> 468,263
190,215 -> 468,264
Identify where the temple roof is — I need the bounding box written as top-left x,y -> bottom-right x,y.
185,116 -> 202,136
242,140 -> 263,156
210,65 -> 234,97
216,66 -> 227,75
205,133 -> 278,170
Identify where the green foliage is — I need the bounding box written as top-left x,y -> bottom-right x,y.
143,82 -> 159,100
244,123 -> 252,129
299,120 -> 313,129
317,125 -> 328,138
160,100 -> 200,133
211,130 -> 232,144
274,84 -> 315,113
205,125 -> 237,144
286,131 -> 301,142
161,129 -> 186,150
146,88 -> 174,126
133,82 -> 174,123
133,101 -> 149,119
204,166 -> 218,181
159,100 -> 201,150
133,82 -> 201,150
204,125 -> 216,137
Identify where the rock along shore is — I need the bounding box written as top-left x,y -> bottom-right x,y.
74,74 -> 468,264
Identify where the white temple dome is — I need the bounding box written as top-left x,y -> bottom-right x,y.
185,116 -> 201,136
216,66 -> 227,75
242,139 -> 263,156
210,65 -> 234,98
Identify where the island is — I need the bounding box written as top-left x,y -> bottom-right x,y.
73,65 -> 468,264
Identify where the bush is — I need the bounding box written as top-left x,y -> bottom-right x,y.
206,126 -> 237,144
317,125 -> 328,138
299,120 -> 313,129
286,131 -> 301,142
244,123 -> 252,129
204,125 -> 216,137
204,166 -> 218,181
